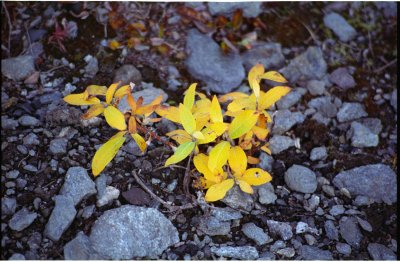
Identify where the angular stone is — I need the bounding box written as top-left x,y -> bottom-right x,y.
64,231 -> 104,260
113,64 -> 142,86
336,242 -> 352,256
329,67 -> 356,89
258,152 -> 274,172
89,205 -> 179,259
241,42 -> 285,71
310,146 -> 327,161
337,102 -> 368,122
284,165 -> 317,194
49,138 -> 68,155
268,135 -> 295,155
242,222 -> 270,245
222,185 -> 254,211
324,12 -> 357,42
1,197 -> 17,216
1,55 -> 35,81
118,87 -> 168,113
307,80 -> 326,96
210,246 -> 259,260
208,2 -> 262,18
367,243 -> 397,260
339,217 -> 363,248
199,215 -> 231,236
298,245 -> 333,260
9,208 -> 37,231
276,88 -> 306,110
272,110 -> 305,135
257,183 -> 277,205
349,122 -> 379,148
333,164 -> 397,204
210,207 -> 243,221
60,167 -> 97,206
266,220 -> 293,240
308,96 -> 337,118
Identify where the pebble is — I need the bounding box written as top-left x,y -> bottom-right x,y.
23,164 -> 38,172
353,195 -> 373,206
60,167 -> 97,206
9,208 -> 38,231
1,55 -> 35,81
339,216 -> 363,248
310,146 -> 327,161
336,242 -> 352,256
306,80 -> 326,96
349,122 -> 379,148
210,246 -> 259,260
268,135 -> 295,154
323,12 -> 357,42
270,240 -> 286,252
222,185 -> 254,211
329,205 -> 345,216
304,234 -> 317,245
276,88 -> 307,110
6,170 -> 19,179
199,215 -> 231,236
356,217 -> 373,232
329,67 -> 356,89
266,220 -> 293,240
257,183 -> 277,205
298,245 -> 333,260
241,42 -> 285,71
113,64 -> 142,86
390,89 -> 397,111
272,110 -> 305,135
207,2 -> 262,18
1,116 -> 19,130
276,247 -> 295,258
307,96 -> 337,118
322,185 -> 336,197
337,102 -> 368,122
27,232 -> 42,250
284,165 -> 317,193
8,253 -> 26,260
18,115 -> 40,127
83,55 -> 98,78
324,220 -> 339,240
81,205 -> 95,219
96,186 -> 120,207
242,222 -> 270,245
49,138 -> 68,155
367,243 -> 397,260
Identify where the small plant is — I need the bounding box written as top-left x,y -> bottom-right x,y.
63,63 -> 291,203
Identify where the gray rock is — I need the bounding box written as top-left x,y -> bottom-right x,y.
307,80 -> 326,96
276,88 -> 306,109
185,29 -> 245,94
211,246 -> 259,260
89,205 -> 179,259
210,207 -> 243,221
280,46 -> 327,83
18,115 -> 40,127
349,122 -> 379,147
367,243 -> 397,260
353,195 -> 373,206
298,245 -> 333,260
257,183 -> 277,205
336,243 -> 352,256
8,253 -> 26,260
6,170 -> 19,179
241,42 -> 285,71
96,186 -> 120,207
1,197 -> 17,215
333,164 -> 397,204
270,240 -> 286,252
1,55 -> 35,81
375,2 -> 397,18
258,251 -> 276,260
81,205 -> 95,219
113,64 -> 142,86
272,110 -> 305,134
356,118 -> 382,135
277,247 -> 295,258
1,116 -> 19,130
59,167 -> 97,206
310,146 -> 327,161
339,217 -> 363,248
44,195 -> 77,242
284,165 -> 317,194
27,232 -> 42,250
121,139 -> 144,156
8,208 -> 37,231
295,221 -> 318,235
356,217 -> 373,232
308,96 -> 338,118
199,215 -> 231,236
118,87 -> 168,113
242,222 -> 270,245
337,102 -> 368,122
258,152 -> 274,172
84,55 -> 98,78
390,89 -> 397,111
23,164 -> 38,172
266,220 -> 293,240
49,138 -> 68,155
222,185 -> 254,211
208,2 -> 262,18
323,12 -> 357,42
268,135 -> 295,154
64,231 -> 104,260
329,67 -> 356,89
329,205 -> 345,216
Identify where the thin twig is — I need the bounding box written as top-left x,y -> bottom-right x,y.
373,58 -> 397,74
2,1 -> 12,57
153,164 -> 187,172
183,152 -> 193,196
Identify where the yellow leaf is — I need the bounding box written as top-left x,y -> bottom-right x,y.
252,125 -> 269,140
109,130 -> 127,140
229,110 -> 259,139
248,63 -> 264,99
197,127 -> 217,145
193,154 -> 217,183
63,93 -> 101,106
192,130 -> 205,140
104,106 -> 127,131
205,179 -> 234,202
258,86 -> 291,110
106,82 -> 121,104
261,144 -> 272,155
196,92 -> 207,100
135,104 -> 158,115
127,93 -> 137,111
92,136 -> 126,176
179,103 -> 196,135
208,141 -> 230,172
195,114 -> 209,131
242,168 -> 272,186
228,146 -> 247,175
149,95 -> 163,106
183,83 -> 197,109
239,130 -> 254,150
210,95 -> 223,123
227,97 -> 254,112
247,156 -> 260,165
237,180 -> 254,194
131,133 -> 147,152
108,39 -> 121,50
209,122 -> 228,136
113,85 -> 131,99
166,129 -> 192,145
165,141 -> 195,166
86,85 -> 108,96
156,105 -> 180,123
81,104 -> 105,120
260,71 -> 288,83
219,92 -> 249,103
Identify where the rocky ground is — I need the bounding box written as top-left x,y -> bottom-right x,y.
1,2 -> 398,260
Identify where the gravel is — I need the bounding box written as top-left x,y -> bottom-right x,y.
272,110 -> 305,134
337,102 -> 368,122
257,183 -> 277,205
276,88 -> 307,109
356,217 -> 373,232
307,96 -> 338,118
6,170 -> 19,179
185,29 -> 245,94
49,138 -> 68,155
356,118 -> 382,135
64,231 -> 103,259
8,208 -> 37,231
59,167 -> 97,206
89,205 -> 179,259
83,55 -> 98,78
268,135 -> 295,154
349,122 -> 379,147
310,146 -> 327,161
18,115 -> 40,127
284,165 -> 317,193
306,80 -> 326,96
210,207 -> 243,221
199,215 -> 231,236
242,222 -> 270,245
1,116 -> 19,130
258,152 -> 274,172
113,64 -> 142,86
210,246 -> 259,260
1,197 -> 17,216
96,186 -> 120,207
333,164 -> 397,204
339,216 -> 363,248
323,12 -> 357,42
241,42 -> 285,71
207,2 -> 262,18
44,195 -> 77,242
8,253 -> 26,260
329,67 -> 356,89
390,89 -> 397,111
298,245 -> 333,260
329,205 -> 345,216
266,220 -> 293,240
367,243 -> 397,260
280,46 -> 327,83
1,55 -> 36,81
336,242 -> 352,256
222,185 -> 254,211
324,220 -> 339,240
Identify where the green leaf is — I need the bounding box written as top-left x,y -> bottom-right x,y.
165,141 -> 196,166
228,110 -> 259,139
179,103 -> 196,135
208,141 -> 230,172
183,83 -> 197,109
